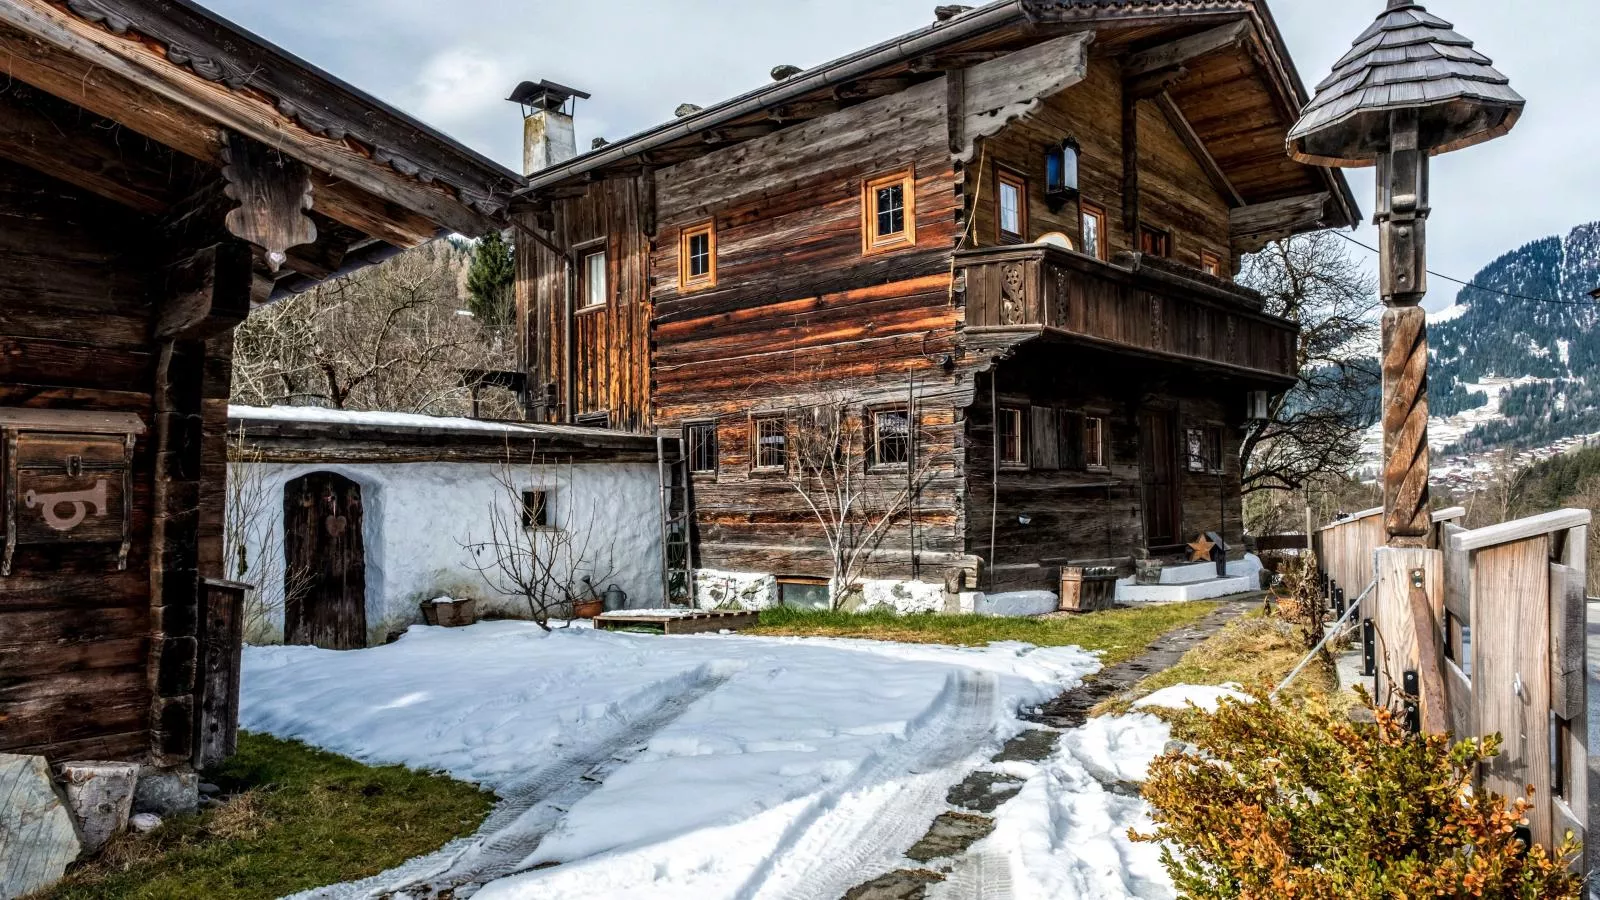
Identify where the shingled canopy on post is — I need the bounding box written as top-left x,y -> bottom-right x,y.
1288,0 -> 1525,168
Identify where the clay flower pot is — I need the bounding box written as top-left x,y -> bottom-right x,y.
574,598 -> 605,620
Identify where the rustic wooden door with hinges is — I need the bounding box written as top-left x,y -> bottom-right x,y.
1140,411 -> 1182,551
283,472 -> 367,650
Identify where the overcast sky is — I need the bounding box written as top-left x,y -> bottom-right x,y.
207,0 -> 1597,309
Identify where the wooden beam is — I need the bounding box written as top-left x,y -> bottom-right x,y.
1122,93 -> 1140,237
153,242 -> 255,341
767,100 -> 843,122
0,85 -> 194,215
1229,193 -> 1335,254
704,124 -> 781,145
0,4 -> 499,239
1123,19 -> 1252,78
1155,92 -> 1244,207
834,78 -> 914,101
908,51 -> 1007,73
1125,66 -> 1189,100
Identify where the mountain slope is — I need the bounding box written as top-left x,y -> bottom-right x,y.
1429,221 -> 1600,454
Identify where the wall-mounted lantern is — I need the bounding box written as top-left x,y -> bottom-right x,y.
1044,138 -> 1080,211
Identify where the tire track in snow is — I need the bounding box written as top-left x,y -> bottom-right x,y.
738,669 -> 1000,900
935,848 -> 1016,900
292,661 -> 738,900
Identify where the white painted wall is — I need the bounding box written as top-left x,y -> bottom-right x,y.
231,460 -> 662,645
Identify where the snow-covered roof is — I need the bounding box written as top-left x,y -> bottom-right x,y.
228,405 -> 624,440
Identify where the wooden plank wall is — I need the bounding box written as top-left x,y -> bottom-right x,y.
0,157 -> 230,764
519,175 -> 654,432
967,344 -> 1247,592
0,158 -> 156,762
647,78 -> 974,582
966,60 -> 1231,270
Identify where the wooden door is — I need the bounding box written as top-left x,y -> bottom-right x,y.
283,472 -> 367,650
1140,411 -> 1181,549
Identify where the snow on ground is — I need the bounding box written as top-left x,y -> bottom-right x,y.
933,714 -> 1177,900
1133,683 -> 1252,714
241,622 -> 1104,899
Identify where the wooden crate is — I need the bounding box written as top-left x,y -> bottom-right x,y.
1059,567 -> 1118,612
593,610 -> 760,635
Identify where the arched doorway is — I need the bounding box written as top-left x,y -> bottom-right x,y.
283,472 -> 368,649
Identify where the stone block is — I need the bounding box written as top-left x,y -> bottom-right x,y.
133,766 -> 199,817
59,761 -> 139,855
0,753 -> 83,900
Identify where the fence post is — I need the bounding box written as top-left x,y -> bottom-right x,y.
1372,547 -> 1445,728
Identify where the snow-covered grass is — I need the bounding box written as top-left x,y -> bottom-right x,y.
748,601 -> 1219,666
239,622 -> 1106,898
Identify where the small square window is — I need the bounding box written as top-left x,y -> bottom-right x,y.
1139,225 -> 1171,258
1084,416 -> 1106,469
1080,201 -> 1107,261
679,222 -> 717,290
1185,426 -> 1225,473
998,407 -> 1027,467
1201,251 -> 1225,279
753,416 -> 787,471
582,249 -> 608,308
871,407 -> 911,468
997,169 -> 1027,243
521,489 -> 551,529
863,170 -> 917,254
686,422 -> 718,474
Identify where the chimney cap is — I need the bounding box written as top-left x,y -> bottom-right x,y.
508,79 -> 591,110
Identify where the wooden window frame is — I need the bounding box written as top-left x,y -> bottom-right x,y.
1079,200 -> 1108,261
996,167 -> 1029,245
1139,225 -> 1172,259
578,241 -> 608,311
751,414 -> 788,473
867,405 -> 913,472
686,421 -> 719,475
1200,250 -> 1225,279
997,406 -> 1028,469
1184,424 -> 1225,475
678,220 -> 717,291
861,169 -> 917,255
521,488 -> 553,530
1083,415 -> 1108,471
777,575 -> 832,610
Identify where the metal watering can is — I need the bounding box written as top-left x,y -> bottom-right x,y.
601,584 -> 629,612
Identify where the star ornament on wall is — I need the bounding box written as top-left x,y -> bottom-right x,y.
1188,534 -> 1216,562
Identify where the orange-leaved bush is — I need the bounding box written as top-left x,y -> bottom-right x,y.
1136,693 -> 1583,899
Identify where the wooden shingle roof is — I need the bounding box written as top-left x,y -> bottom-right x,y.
1288,1 -> 1524,167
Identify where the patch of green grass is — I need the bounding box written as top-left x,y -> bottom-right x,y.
36,733 -> 492,900
1097,612 -> 1338,717
749,602 -> 1220,666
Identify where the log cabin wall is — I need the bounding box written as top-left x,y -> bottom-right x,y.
964,59 -> 1231,271
965,344 -> 1248,593
0,159 -> 156,761
519,175 -> 654,432
648,77 -> 975,583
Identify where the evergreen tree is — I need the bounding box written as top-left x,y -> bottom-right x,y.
466,230 -> 515,331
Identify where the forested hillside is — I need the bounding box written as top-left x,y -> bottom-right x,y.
1429,222 -> 1600,452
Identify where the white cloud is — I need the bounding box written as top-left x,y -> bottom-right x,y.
408,47 -> 510,130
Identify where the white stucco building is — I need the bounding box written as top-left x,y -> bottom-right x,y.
228,406 -> 665,646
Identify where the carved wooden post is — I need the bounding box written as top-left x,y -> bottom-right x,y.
1289,0 -> 1524,734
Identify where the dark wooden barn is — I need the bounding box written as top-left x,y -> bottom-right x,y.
0,0 -> 518,770
511,0 -> 1358,606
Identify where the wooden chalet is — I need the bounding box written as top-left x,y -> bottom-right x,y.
0,0 -> 519,769
513,0 -> 1359,601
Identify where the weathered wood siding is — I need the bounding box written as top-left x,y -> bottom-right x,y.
651,78 -> 972,580
0,158 -> 228,763
966,60 -> 1231,271
519,175 -> 654,432
966,344 -> 1247,592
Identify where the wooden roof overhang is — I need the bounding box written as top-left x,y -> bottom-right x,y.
515,0 -> 1358,250
228,409 -> 663,465
0,0 -> 521,305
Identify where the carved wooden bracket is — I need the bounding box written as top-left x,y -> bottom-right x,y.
221,131 -> 316,272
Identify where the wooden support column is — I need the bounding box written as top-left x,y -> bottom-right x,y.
1121,91 -> 1139,239
1381,307 -> 1432,545
1373,547 -> 1445,727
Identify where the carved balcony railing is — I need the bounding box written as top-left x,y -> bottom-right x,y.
956,245 -> 1299,383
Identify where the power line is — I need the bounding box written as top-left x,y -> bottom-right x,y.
1332,231 -> 1592,307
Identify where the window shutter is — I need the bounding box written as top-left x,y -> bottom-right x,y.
1062,411 -> 1085,470
1031,407 -> 1059,471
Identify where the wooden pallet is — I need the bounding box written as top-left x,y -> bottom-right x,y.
593,609 -> 760,635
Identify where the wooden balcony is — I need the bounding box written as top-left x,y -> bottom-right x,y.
956,245 -> 1299,384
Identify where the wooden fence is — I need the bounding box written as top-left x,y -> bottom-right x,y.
1325,508 -> 1590,859
1314,506 -> 1464,613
